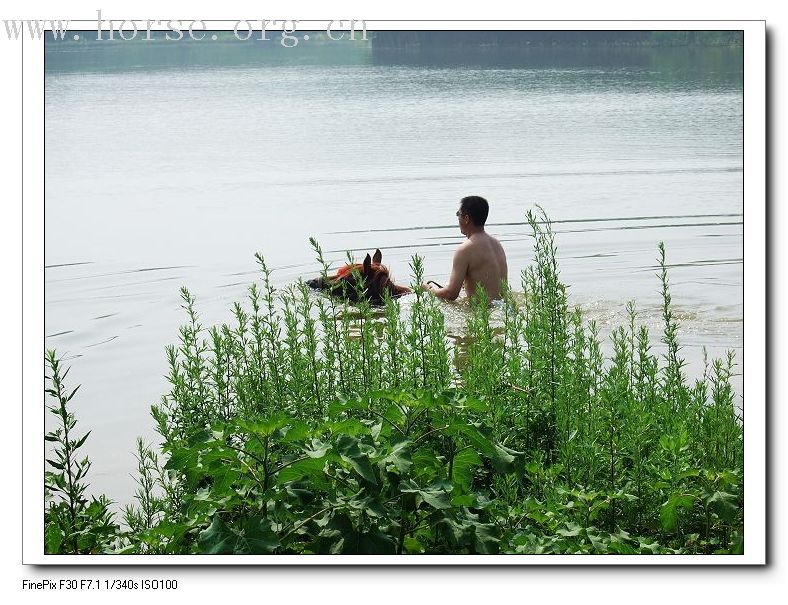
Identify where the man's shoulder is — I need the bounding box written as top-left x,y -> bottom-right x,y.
453,239 -> 474,264
455,238 -> 473,252
468,231 -> 502,248
481,232 -> 505,251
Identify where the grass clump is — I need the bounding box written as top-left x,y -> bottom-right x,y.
44,350 -> 117,554
44,208 -> 743,555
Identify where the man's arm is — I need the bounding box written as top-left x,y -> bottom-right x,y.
425,248 -> 467,301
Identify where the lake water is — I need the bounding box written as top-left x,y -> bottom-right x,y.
44,39 -> 743,508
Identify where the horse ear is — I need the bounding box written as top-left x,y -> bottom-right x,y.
372,249 -> 382,264
363,253 -> 372,277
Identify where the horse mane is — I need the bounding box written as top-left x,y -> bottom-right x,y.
335,262 -> 390,280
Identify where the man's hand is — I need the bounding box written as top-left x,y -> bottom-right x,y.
420,283 -> 434,293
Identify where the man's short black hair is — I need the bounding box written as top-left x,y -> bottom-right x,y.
460,196 -> 489,227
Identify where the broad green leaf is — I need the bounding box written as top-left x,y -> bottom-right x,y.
209,465 -> 241,494
239,517 -> 279,554
303,439 -> 331,459
336,435 -> 378,484
237,414 -> 290,437
472,523 -> 500,554
44,523 -> 63,554
586,530 -> 607,552
527,509 -> 551,525
200,445 -> 237,466
276,456 -> 326,485
281,420 -> 311,443
197,515 -> 236,554
706,490 -> 739,523
557,522 -> 583,538
489,444 -> 518,474
418,488 -> 451,510
357,529 -> 397,555
607,537 -> 637,554
451,448 -> 482,488
148,520 -> 185,540
436,518 -> 464,547
187,428 -> 215,446
328,397 -> 367,417
285,480 -> 317,504
454,394 -> 488,413
404,536 -> 425,554
325,418 -> 370,437
382,403 -> 406,427
638,539 -> 662,554
452,422 -> 494,456
717,469 -> 741,488
451,493 -> 477,507
399,391 -> 431,410
402,481 -> 452,510
198,515 -> 279,554
411,450 -> 442,482
731,531 -> 744,555
382,440 -> 412,474
677,469 -> 700,481
347,494 -> 388,518
163,447 -> 197,471
660,493 -> 695,532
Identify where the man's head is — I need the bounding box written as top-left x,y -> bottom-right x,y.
457,196 -> 489,233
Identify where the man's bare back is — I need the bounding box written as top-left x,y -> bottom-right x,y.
422,196 -> 508,301
457,231 -> 508,300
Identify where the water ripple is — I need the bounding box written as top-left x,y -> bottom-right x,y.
330,213 -> 743,235
272,166 -> 742,188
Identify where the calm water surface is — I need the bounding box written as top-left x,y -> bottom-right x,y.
44,42 -> 743,507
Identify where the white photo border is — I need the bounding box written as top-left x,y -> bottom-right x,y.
22,19 -> 765,566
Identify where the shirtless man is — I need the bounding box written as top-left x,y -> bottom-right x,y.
422,196 -> 508,301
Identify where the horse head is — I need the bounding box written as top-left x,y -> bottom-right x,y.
307,249 -> 412,305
